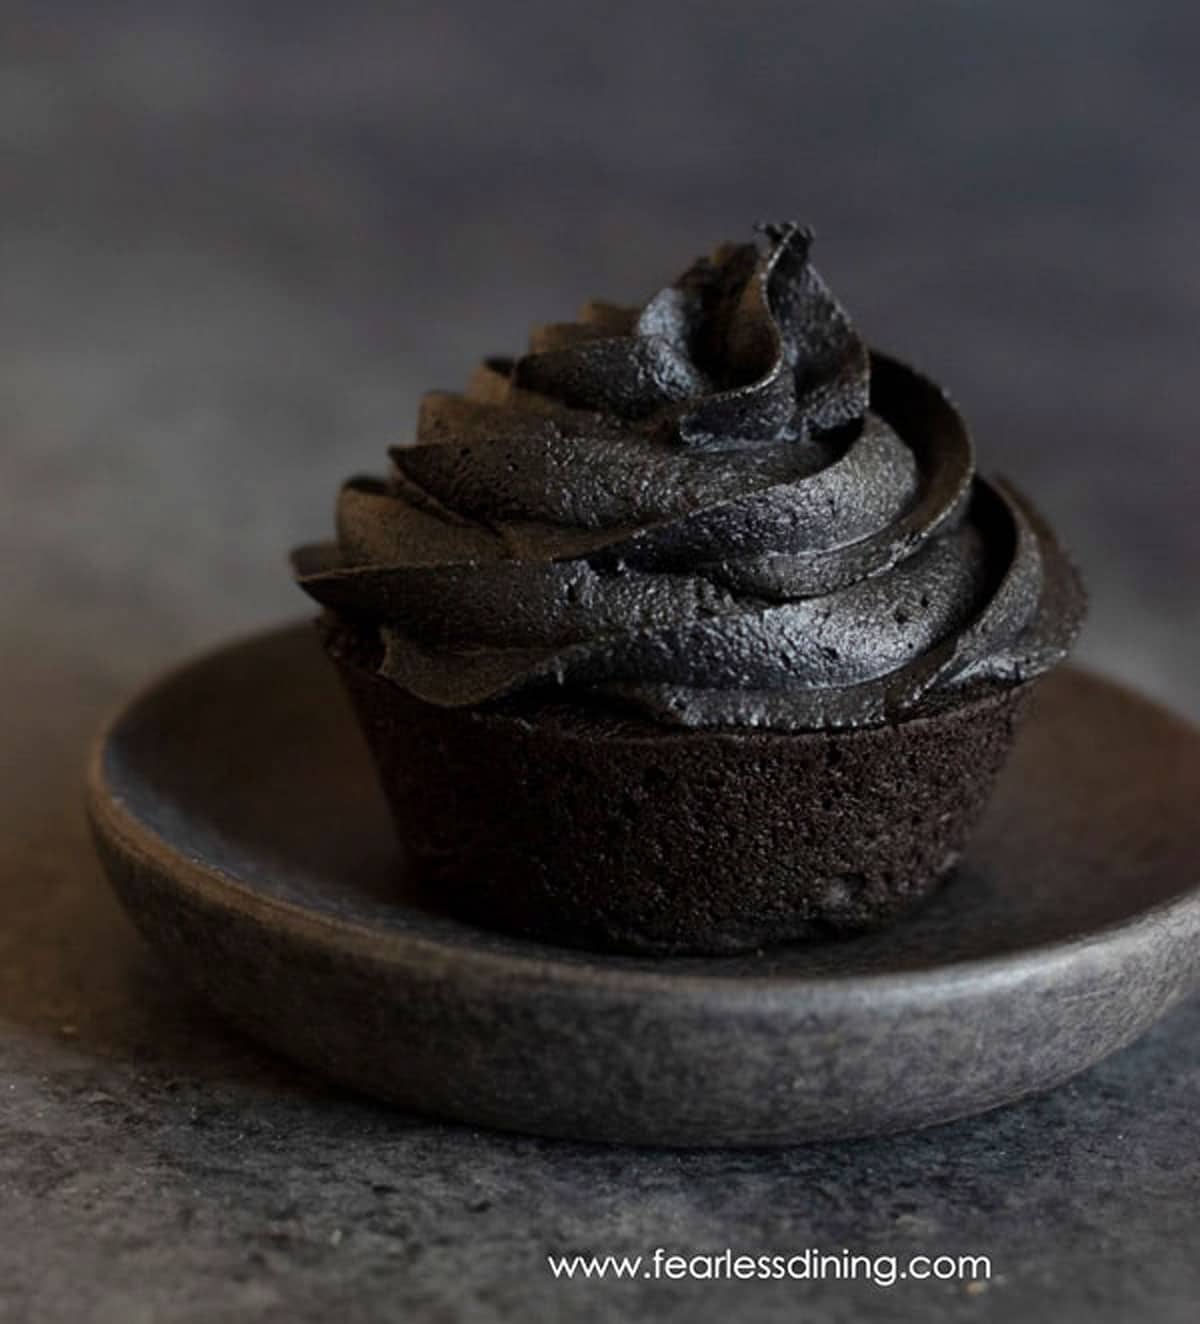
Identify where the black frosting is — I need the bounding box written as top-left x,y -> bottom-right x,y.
293,224 -> 1084,730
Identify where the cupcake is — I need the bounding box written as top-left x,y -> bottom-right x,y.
292,223 -> 1084,955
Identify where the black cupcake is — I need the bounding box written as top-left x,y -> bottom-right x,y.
293,224 -> 1084,954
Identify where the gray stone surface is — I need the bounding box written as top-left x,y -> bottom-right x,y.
2,2 -> 1198,1320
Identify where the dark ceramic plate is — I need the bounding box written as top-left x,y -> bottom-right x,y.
88,623 -> 1200,1147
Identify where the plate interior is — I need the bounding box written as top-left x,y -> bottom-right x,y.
101,624 -> 1200,981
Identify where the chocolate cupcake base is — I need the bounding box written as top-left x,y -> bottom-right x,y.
324,621 -> 1032,955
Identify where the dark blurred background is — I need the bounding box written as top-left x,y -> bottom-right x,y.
3,1 -> 1197,715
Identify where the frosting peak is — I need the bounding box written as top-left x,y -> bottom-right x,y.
512,222 -> 868,449
294,226 -> 1084,730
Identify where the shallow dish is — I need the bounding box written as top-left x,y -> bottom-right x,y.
88,623 -> 1200,1146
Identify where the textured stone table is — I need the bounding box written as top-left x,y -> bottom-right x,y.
2,3 -> 1198,1320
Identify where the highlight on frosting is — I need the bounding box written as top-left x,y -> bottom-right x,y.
293,223 -> 1084,730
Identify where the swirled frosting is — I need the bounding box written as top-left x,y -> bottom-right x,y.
294,224 -> 1084,730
